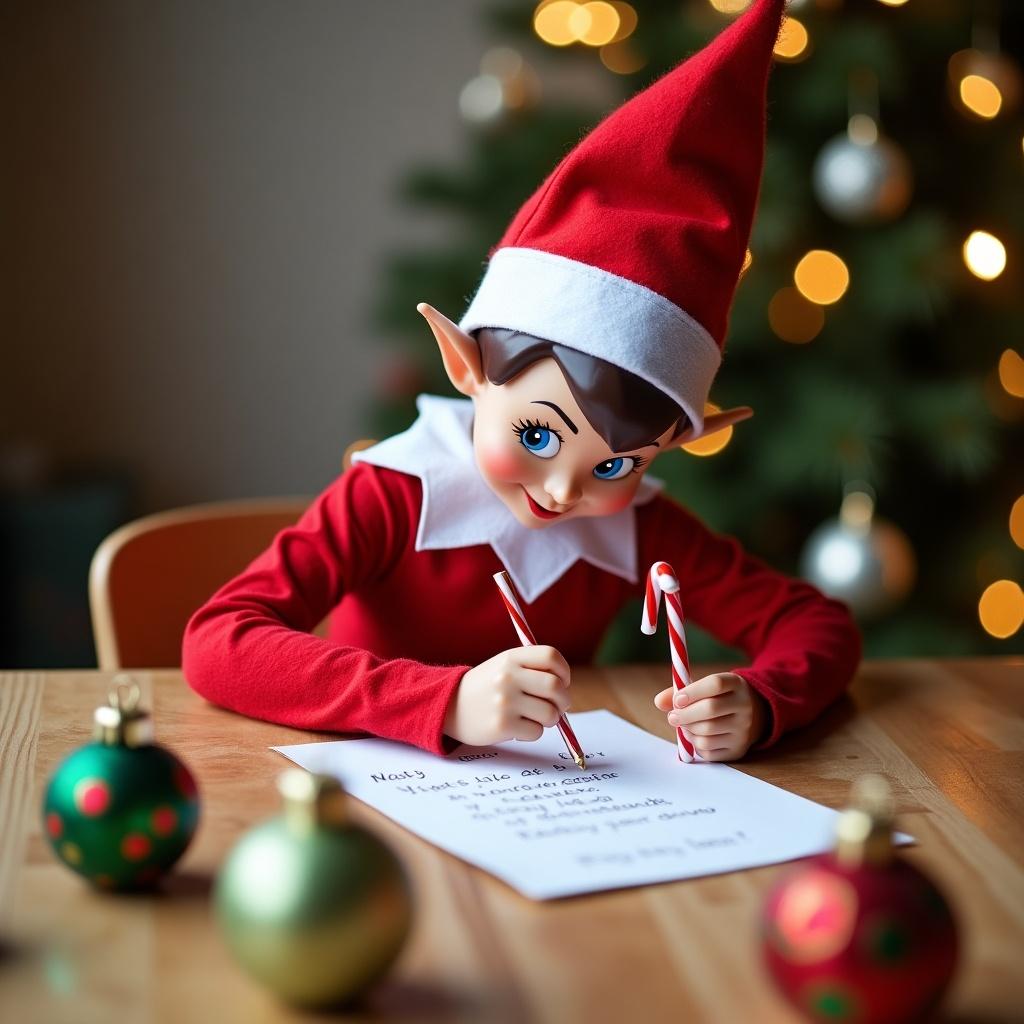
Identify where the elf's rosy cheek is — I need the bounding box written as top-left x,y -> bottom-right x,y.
479,445 -> 524,482
589,487 -> 635,516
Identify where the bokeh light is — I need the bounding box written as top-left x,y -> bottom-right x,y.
1010,496 -> 1024,550
960,74 -> 1003,119
707,0 -> 753,13
963,231 -> 1007,280
876,0 -> 910,7
535,1 -> 631,48
459,75 -> 504,123
600,40 -> 646,74
768,287 -> 825,344
608,2 -> 638,42
534,1 -> 579,46
577,2 -> 620,45
774,18 -> 810,62
999,350 -> 1024,398
978,580 -> 1024,638
794,250 -> 850,305
480,47 -> 523,79
682,402 -> 734,457
740,248 -> 753,277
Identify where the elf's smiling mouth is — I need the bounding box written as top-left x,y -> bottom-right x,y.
522,487 -> 566,520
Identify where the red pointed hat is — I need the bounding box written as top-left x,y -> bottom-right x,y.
460,0 -> 785,435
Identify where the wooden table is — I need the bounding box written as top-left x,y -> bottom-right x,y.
2,660 -> 1022,1023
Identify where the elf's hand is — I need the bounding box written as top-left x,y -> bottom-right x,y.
653,672 -> 767,761
445,646 -> 571,748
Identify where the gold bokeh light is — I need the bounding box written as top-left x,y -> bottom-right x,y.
963,230 -> 1007,281
707,0 -> 753,13
768,286 -> 825,344
608,2 -> 637,42
577,2 -> 620,45
999,349 -> 1024,398
600,40 -> 646,74
534,1 -> 579,46
682,402 -> 734,457
1010,496 -> 1024,550
978,579 -> 1024,639
535,0 -> 631,48
959,74 -> 1003,119
774,18 -> 810,62
794,250 -> 850,305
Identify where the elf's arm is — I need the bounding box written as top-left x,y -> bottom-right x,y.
181,462 -> 468,754
643,495 -> 861,756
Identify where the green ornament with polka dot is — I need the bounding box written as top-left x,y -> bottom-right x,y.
42,678 -> 200,890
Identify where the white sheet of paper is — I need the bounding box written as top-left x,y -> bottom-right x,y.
271,710 -> 897,900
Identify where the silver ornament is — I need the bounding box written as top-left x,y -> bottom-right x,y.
800,492 -> 915,619
812,132 -> 912,224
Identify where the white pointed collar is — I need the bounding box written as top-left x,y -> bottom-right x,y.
351,394 -> 663,604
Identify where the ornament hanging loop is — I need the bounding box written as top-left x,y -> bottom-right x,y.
839,480 -> 876,537
847,67 -> 880,143
110,674 -> 142,714
836,773 -> 895,868
94,674 -> 152,747
279,770 -> 348,833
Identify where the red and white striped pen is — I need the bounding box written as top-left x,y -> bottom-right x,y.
641,560 -> 697,763
492,570 -> 587,770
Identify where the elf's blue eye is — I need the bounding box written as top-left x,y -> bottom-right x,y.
519,425 -> 560,459
593,457 -> 635,480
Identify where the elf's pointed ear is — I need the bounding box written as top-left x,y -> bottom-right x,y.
673,406 -> 753,446
417,303 -> 486,397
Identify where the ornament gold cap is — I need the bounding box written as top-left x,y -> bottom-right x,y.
93,676 -> 154,747
278,770 -> 347,833
835,774 -> 894,868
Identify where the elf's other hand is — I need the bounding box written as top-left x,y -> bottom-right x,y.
653,672 -> 767,761
444,645 -> 571,748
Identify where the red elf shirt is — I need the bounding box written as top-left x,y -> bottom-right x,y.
183,396 -> 860,755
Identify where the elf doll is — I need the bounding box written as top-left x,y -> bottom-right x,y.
183,0 -> 860,762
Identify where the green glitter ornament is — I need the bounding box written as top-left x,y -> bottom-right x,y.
42,677 -> 200,890
214,770 -> 413,1009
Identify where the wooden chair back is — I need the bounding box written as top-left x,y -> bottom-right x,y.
89,438 -> 378,670
89,498 -> 310,669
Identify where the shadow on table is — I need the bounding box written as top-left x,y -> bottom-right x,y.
84,869 -> 216,902
938,1015 -> 1019,1024
744,694 -> 857,766
361,979 -> 526,1022
157,869 -> 214,901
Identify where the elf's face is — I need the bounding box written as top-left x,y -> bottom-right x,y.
471,356 -> 677,529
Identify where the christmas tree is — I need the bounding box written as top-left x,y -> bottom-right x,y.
369,0 -> 1024,662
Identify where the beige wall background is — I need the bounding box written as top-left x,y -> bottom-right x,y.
4,1 -> 490,511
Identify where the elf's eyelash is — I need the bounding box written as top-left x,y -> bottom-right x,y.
628,455 -> 648,473
511,417 -> 564,444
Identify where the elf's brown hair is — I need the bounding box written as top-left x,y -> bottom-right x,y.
475,327 -> 687,454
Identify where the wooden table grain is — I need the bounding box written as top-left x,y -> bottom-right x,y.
1,660 -> 1022,1023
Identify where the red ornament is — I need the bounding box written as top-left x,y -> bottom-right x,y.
762,777 -> 958,1024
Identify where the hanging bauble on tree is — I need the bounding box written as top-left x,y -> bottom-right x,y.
800,486 -> 915,620
42,678 -> 200,890
762,775 -> 959,1024
214,770 -> 413,1009
813,113 -> 912,224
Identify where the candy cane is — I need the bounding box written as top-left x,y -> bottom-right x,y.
641,561 -> 697,763
493,571 -> 587,769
